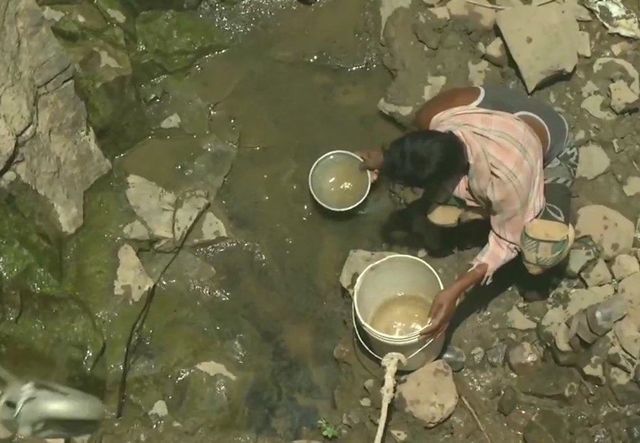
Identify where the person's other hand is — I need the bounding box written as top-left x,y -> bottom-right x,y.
420,288 -> 459,340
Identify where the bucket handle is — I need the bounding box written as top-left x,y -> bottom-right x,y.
351,304 -> 434,368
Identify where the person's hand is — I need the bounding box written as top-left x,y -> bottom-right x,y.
355,150 -> 383,183
420,288 -> 459,340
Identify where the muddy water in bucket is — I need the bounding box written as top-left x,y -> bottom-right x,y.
312,153 -> 370,209
370,294 -> 432,337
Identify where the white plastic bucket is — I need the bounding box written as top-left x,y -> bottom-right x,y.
352,254 -> 445,372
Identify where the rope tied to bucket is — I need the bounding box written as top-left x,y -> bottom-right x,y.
374,352 -> 407,443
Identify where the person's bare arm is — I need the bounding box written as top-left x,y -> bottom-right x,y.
413,87 -> 482,130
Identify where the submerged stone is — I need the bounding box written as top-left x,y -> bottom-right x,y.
135,10 -> 227,74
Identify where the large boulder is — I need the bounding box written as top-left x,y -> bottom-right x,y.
0,0 -> 112,234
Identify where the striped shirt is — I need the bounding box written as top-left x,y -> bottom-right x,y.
431,106 -> 545,284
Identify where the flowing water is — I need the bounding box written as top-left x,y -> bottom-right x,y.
62,0 -> 406,439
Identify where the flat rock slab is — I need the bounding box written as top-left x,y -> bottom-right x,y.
575,205 -> 635,259
496,3 -> 579,93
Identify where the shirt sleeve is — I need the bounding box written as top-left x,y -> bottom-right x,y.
471,173 -> 537,285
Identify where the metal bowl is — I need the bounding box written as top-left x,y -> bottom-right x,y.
308,150 -> 372,212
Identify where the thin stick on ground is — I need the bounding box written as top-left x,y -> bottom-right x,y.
461,394 -> 492,443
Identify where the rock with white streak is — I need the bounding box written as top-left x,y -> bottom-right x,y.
496,4 -> 579,93
114,244 -> 154,303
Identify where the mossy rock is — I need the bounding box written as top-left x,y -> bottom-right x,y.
48,3 -> 109,42
0,291 -> 106,380
135,10 -> 227,75
0,198 -> 62,294
93,0 -> 136,32
125,0 -> 203,12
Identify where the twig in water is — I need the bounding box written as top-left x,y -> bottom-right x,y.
461,394 -> 491,443
115,208 -> 206,418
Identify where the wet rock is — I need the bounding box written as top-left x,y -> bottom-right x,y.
523,409 -> 569,443
446,0 -> 496,29
135,10 -> 227,74
566,248 -> 598,278
586,296 -> 627,336
577,31 -> 591,58
339,250 -> 395,296
506,306 -> 537,330
609,80 -> 640,114
575,205 -> 635,259
442,346 -> 466,372
396,361 -> 458,428
539,285 -> 615,345
126,175 -> 177,240
611,254 -> 640,280
576,144 -> 610,180
608,367 -> 640,406
579,354 -> 606,385
123,220 -> 151,241
508,342 -> 541,375
496,3 -> 579,93
46,3 -> 108,39
188,211 -> 230,245
486,342 -> 507,367
614,317 -> 640,359
173,190 -> 210,243
498,387 -> 518,416
580,259 -> 612,287
516,365 -> 579,400
483,37 -> 507,67
575,311 -> 601,344
622,176 -> 640,197
114,244 -> 154,303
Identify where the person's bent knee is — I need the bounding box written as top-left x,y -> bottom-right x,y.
521,219 -> 575,275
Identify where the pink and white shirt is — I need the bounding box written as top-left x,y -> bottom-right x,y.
431,106 -> 545,284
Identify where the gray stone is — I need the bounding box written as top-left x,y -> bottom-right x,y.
566,248 -> 597,278
614,317 -> 640,359
496,3 -> 579,93
442,346 -> 466,372
0,0 -> 112,234
486,342 -> 508,367
576,144 -> 611,180
575,311 -> 600,344
396,361 -> 458,428
575,205 -> 635,259
497,387 -> 518,416
618,272 -> 640,320
608,367 -> 640,406
516,365 -> 579,400
611,254 -> 640,280
483,37 -> 508,67
609,80 -> 640,114
578,355 -> 606,385
125,175 -> 177,240
508,342 -> 541,375
586,296 -> 627,336
580,259 -> 612,287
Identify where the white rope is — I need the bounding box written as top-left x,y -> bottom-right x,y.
373,352 -> 407,443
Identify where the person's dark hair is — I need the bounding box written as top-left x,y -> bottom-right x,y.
381,130 -> 468,189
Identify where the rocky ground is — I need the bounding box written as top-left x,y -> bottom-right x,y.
1,0 -> 640,442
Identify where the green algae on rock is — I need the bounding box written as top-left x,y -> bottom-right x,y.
135,10 -> 227,74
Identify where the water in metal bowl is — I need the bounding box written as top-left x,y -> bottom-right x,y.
308,150 -> 371,211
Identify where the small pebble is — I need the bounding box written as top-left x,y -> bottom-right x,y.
471,347 -> 485,364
